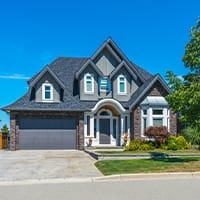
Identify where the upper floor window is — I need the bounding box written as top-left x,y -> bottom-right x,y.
42,83 -> 53,102
84,73 -> 94,94
99,77 -> 110,92
117,75 -> 127,94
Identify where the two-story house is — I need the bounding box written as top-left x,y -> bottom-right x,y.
3,38 -> 177,150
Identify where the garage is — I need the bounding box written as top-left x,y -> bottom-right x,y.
19,117 -> 78,149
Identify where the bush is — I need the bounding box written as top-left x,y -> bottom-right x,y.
125,140 -> 155,151
165,136 -> 191,150
182,127 -> 200,149
145,126 -> 169,147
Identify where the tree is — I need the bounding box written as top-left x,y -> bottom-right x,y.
166,19 -> 200,129
1,124 -> 9,134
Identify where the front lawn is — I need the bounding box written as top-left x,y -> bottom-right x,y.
95,149 -> 200,155
95,157 -> 200,175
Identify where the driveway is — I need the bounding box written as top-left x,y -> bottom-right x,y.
0,150 -> 102,182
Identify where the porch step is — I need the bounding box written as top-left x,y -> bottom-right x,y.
85,146 -> 123,150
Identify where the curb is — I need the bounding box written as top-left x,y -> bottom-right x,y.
1,172 -> 200,186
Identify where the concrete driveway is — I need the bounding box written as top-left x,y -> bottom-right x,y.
0,150 -> 102,182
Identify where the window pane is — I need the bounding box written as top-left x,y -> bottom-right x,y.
113,119 -> 116,139
86,81 -> 92,91
143,118 -> 147,132
153,109 -> 163,115
100,111 -> 110,116
45,91 -> 51,99
120,82 -> 125,92
100,77 -> 110,92
153,118 -> 163,127
143,110 -> 147,115
87,116 -> 90,136
45,86 -> 51,91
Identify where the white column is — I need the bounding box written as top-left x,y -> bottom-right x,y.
163,108 -> 168,127
148,108 -> 153,126
120,115 -> 125,145
127,114 -> 130,144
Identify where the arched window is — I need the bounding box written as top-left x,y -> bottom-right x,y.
84,73 -> 94,93
117,75 -> 127,94
98,109 -> 112,117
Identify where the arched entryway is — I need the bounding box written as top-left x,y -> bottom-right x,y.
84,99 -> 130,146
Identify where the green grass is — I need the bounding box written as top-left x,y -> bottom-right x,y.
95,157 -> 200,175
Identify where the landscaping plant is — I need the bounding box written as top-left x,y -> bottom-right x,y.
145,126 -> 169,147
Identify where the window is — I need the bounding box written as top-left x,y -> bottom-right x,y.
153,109 -> 163,115
87,115 -> 90,136
141,107 -> 169,137
99,111 -> 111,116
42,83 -> 53,101
153,118 -> 163,127
141,109 -> 148,137
84,73 -> 94,93
113,119 -> 117,139
117,75 -> 127,94
143,110 -> 147,115
99,77 -> 110,92
94,118 -> 96,138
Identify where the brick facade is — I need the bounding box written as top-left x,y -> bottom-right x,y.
131,81 -> 177,140
10,111 -> 84,150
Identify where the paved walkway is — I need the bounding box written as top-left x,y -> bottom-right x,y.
0,150 -> 102,181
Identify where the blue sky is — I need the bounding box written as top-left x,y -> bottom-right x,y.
0,0 -> 199,127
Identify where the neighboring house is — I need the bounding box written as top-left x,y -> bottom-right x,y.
2,38 -> 177,150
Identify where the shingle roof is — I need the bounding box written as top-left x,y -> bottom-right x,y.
2,56 -> 158,112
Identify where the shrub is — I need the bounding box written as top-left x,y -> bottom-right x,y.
182,127 -> 200,149
166,136 -> 192,150
145,126 -> 169,147
166,136 -> 178,150
176,136 -> 189,149
125,140 -> 155,151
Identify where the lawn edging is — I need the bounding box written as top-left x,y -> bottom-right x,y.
85,149 -> 200,160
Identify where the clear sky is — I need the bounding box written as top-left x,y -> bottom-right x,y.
0,0 -> 199,128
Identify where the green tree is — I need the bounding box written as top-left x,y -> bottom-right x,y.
1,124 -> 9,134
166,19 -> 200,129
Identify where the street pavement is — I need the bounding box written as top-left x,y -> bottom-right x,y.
0,177 -> 200,200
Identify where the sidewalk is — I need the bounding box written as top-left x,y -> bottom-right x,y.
1,172 -> 200,186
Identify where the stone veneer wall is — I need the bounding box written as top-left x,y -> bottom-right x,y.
131,81 -> 177,140
10,111 -> 84,150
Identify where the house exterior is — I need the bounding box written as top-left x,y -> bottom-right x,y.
3,38 -> 177,150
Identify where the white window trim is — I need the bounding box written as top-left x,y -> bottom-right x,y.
42,83 -> 53,102
141,107 -> 169,137
84,73 -> 94,94
117,75 -> 127,95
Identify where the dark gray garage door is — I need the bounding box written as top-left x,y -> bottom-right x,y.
19,118 -> 77,149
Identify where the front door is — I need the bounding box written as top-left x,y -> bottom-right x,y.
99,118 -> 110,144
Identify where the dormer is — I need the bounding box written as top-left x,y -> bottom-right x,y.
28,66 -> 65,103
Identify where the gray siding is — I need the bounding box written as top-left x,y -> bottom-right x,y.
35,72 -> 61,102
79,65 -> 99,101
112,67 -> 138,101
94,48 -> 119,76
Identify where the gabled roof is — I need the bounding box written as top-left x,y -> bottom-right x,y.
128,74 -> 170,110
109,61 -> 137,80
75,59 -> 104,79
91,41 -> 121,63
29,66 -> 65,89
2,38 -> 159,112
106,38 -> 146,82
